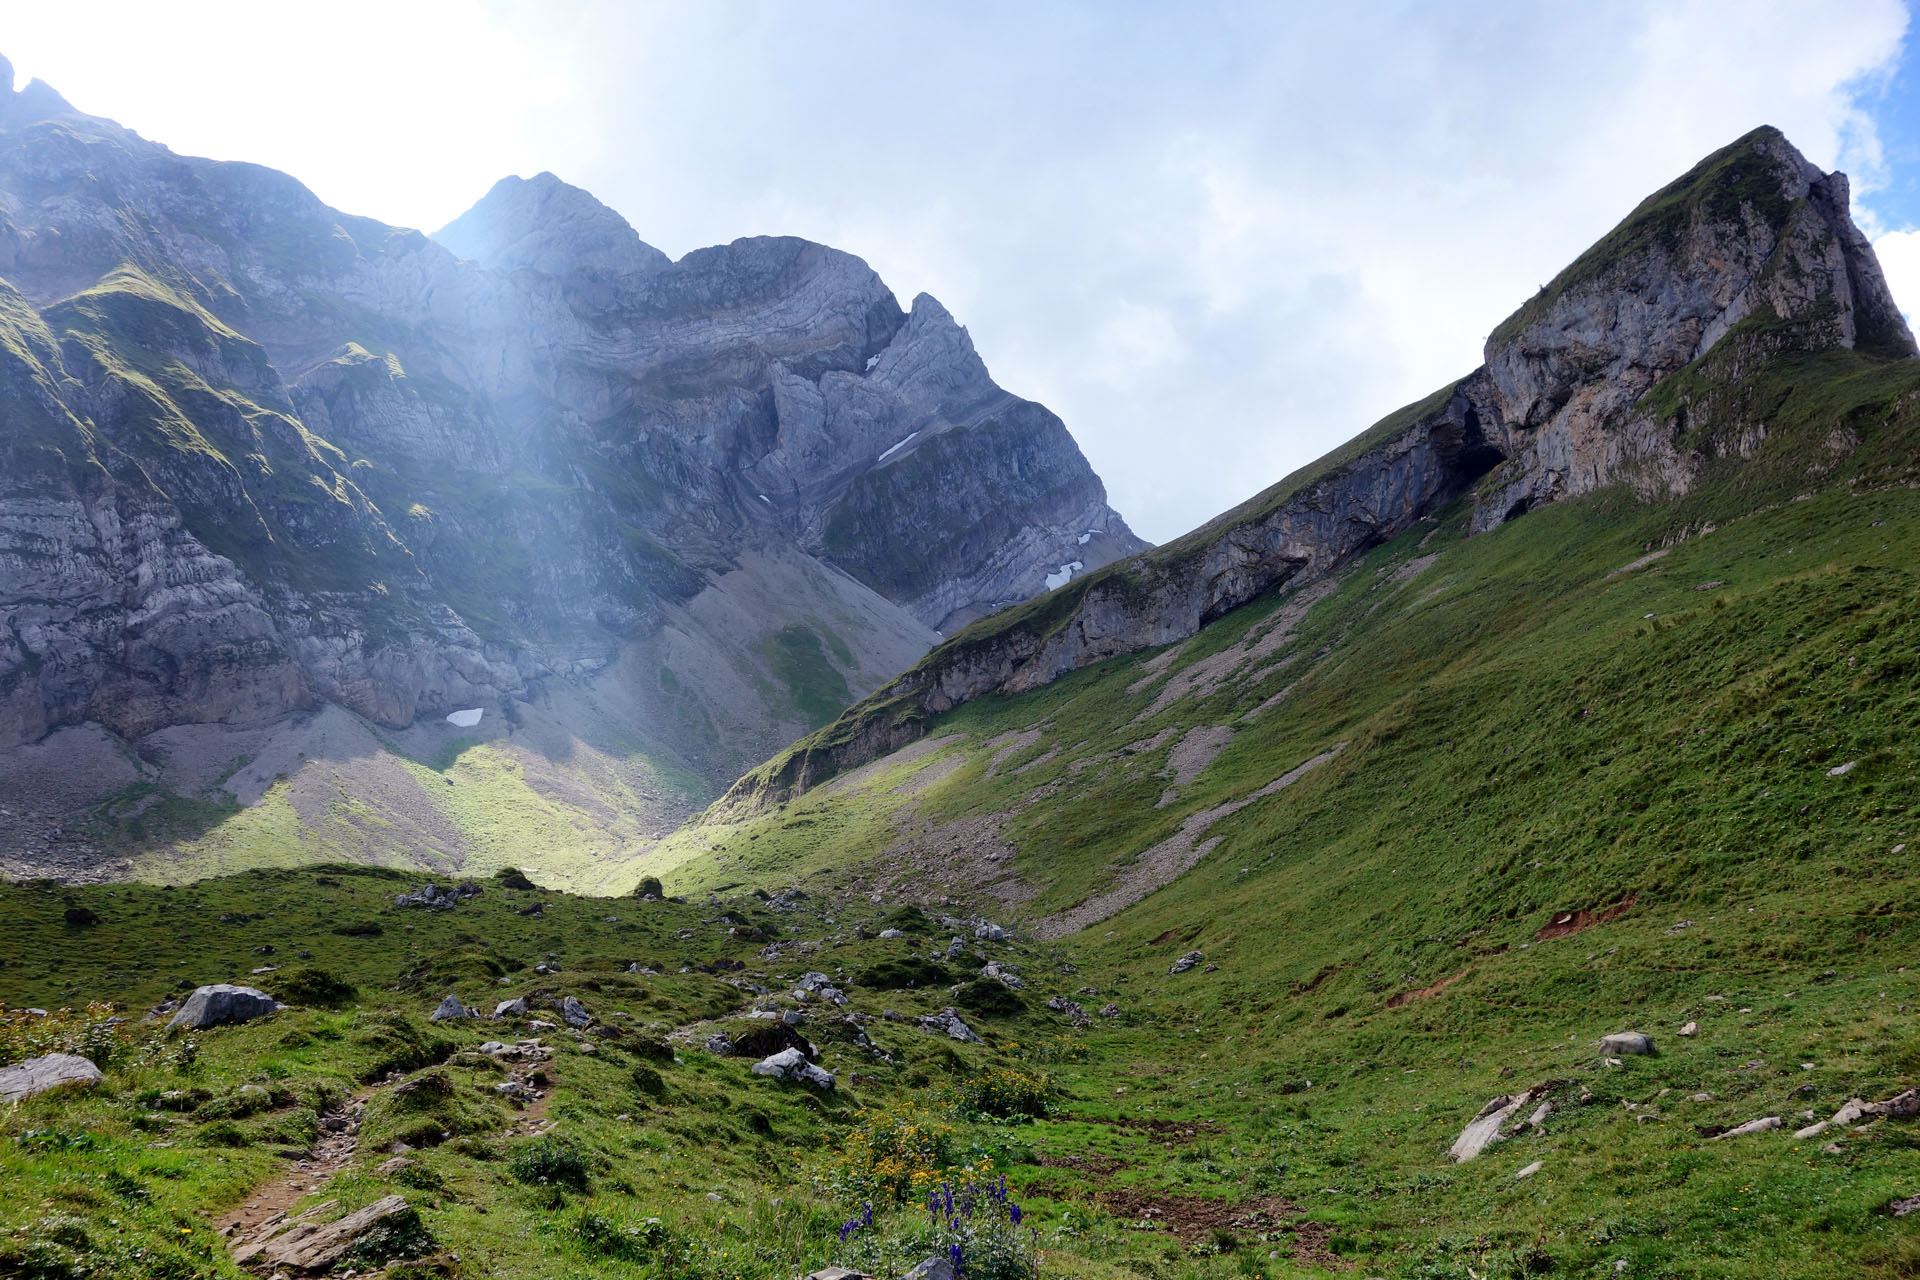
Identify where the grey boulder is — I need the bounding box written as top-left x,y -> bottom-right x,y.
1597,1031 -> 1655,1057
166,984 -> 282,1031
493,997 -> 528,1020
750,1047 -> 835,1089
917,1007 -> 983,1044
560,996 -> 592,1029
1169,950 -> 1204,975
429,995 -> 479,1022
0,1052 -> 104,1103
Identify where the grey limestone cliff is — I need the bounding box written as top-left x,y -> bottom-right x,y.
722,125 -> 1916,811
0,58 -> 1141,874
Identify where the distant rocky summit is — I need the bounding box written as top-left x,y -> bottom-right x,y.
0,57 -> 1141,879
724,125 -> 1917,810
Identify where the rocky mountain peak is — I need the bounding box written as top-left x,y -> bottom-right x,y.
432,170 -> 672,279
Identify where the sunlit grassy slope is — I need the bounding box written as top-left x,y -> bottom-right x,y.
614,337 -> 1920,1275
7,340 -> 1920,1277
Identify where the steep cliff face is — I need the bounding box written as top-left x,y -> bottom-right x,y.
721,125 -> 1916,812
0,60 -> 1140,877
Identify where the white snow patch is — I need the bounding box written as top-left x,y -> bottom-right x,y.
877,432 -> 919,463
445,708 -> 484,729
864,354 -> 881,373
1044,560 -> 1085,590
1077,531 -> 1092,545
758,493 -> 770,503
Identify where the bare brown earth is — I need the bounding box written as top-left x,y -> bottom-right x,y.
1095,1189 -> 1340,1265
1534,894 -> 1639,941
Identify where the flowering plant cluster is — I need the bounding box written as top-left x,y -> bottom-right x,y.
939,1067 -> 1058,1121
832,1178 -> 1038,1280
817,1102 -> 964,1203
0,1002 -> 136,1070
922,1177 -> 1039,1280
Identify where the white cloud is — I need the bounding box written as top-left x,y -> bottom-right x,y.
1874,229 -> 1920,321
3,1 -> 1911,541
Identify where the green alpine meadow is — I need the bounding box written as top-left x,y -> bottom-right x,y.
4,23 -> 1920,1280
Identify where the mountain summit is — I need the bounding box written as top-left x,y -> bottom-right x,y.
720,125 -> 1916,810
0,64 -> 1143,882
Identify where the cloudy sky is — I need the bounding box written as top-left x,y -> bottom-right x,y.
7,1 -> 1919,542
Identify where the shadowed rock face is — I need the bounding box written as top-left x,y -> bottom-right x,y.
0,67 -> 1140,787
722,125 -> 1916,812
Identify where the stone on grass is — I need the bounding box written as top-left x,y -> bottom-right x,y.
0,1053 -> 103,1104
904,1255 -> 957,1280
1714,1116 -> 1781,1140
236,1194 -> 424,1270
704,1031 -> 735,1056
167,984 -> 282,1032
751,1047 -> 834,1089
561,995 -> 591,1029
1597,1031 -> 1655,1057
974,921 -> 1007,943
1169,950 -> 1204,975
1098,1003 -> 1121,1018
1450,1084 -> 1554,1162
429,994 -> 478,1022
1515,1161 -> 1544,1180
493,997 -> 528,1020
1678,1021 -> 1698,1037
917,1007 -> 983,1044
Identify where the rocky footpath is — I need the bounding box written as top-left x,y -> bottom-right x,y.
720,125 -> 1917,811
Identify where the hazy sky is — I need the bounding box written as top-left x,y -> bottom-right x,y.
6,1 -> 1919,542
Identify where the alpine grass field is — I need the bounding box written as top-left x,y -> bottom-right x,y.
7,131 -> 1920,1278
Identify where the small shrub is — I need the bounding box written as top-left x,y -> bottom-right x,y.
955,979 -> 1023,1018
510,1136 -> 591,1191
631,875 -> 665,899
853,958 -> 951,990
277,967 -> 358,1009
943,1067 -> 1058,1121
570,1209 -> 670,1261
333,920 -> 384,937
494,867 -> 537,892
630,1065 -> 665,1098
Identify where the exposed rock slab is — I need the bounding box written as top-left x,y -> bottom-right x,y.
0,1052 -> 103,1103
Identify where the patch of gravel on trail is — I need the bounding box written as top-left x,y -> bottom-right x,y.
982,729 -> 1045,778
1034,743 -> 1346,939
1133,578 -> 1339,721
1163,726 -> 1235,786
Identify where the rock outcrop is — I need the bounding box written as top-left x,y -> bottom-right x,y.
166,984 -> 282,1031
719,125 -> 1917,812
0,1051 -> 103,1103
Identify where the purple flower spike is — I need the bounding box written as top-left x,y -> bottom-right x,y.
1010,1202 -> 1022,1226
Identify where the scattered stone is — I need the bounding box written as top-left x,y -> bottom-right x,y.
878,929 -> 905,939
167,984 -> 282,1031
903,1255 -> 956,1280
1047,996 -> 1087,1019
234,1194 -> 424,1270
1827,761 -> 1857,777
1794,1119 -> 1830,1139
1098,1003 -> 1121,1018
494,1081 -> 536,1102
1169,950 -> 1204,975
394,881 -> 483,909
974,921 -> 1008,943
704,1031 -> 735,1056
1597,1031 -> 1655,1057
0,1053 -> 104,1104
751,1047 -> 834,1090
946,937 -> 966,960
916,1007 -> 983,1044
1678,1021 -> 1698,1037
1822,1142 -> 1844,1154
1525,1100 -> 1553,1128
1691,1092 -> 1715,1103
1888,1194 -> 1920,1219
1450,1084 -> 1555,1162
429,995 -> 478,1022
1514,1160 -> 1543,1180
493,997 -> 528,1020
981,961 -> 1025,990
560,996 -> 591,1029
1714,1116 -> 1782,1140
376,1156 -> 418,1177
